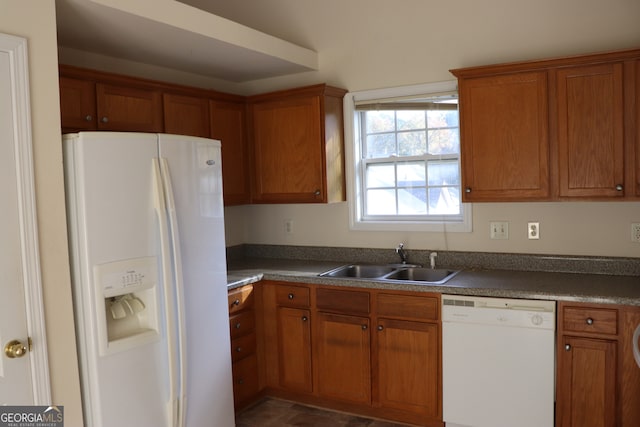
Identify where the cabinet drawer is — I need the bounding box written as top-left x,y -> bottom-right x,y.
377,293 -> 438,321
228,285 -> 254,315
231,332 -> 256,362
316,287 -> 370,315
232,354 -> 259,407
563,306 -> 618,335
275,284 -> 310,308
230,310 -> 255,339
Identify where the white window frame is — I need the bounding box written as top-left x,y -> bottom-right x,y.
344,81 -> 472,232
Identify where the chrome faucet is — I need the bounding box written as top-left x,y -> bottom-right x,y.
395,243 -> 408,264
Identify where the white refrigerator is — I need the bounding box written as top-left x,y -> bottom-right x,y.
63,132 -> 235,427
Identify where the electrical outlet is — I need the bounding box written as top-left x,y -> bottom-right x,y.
528,222 -> 540,240
490,221 -> 509,240
632,223 -> 640,243
284,219 -> 294,235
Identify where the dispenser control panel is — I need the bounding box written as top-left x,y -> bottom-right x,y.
95,256 -> 158,298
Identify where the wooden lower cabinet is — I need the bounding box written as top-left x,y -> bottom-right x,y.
315,312 -> 371,404
261,281 -> 443,426
557,302 -> 640,427
375,318 -> 439,418
276,306 -> 313,392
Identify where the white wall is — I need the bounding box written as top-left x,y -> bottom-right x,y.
1,1 -> 83,425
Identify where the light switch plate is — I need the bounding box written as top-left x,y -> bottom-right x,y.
490,221 -> 509,239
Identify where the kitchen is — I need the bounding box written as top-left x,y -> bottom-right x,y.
1,0 -> 640,426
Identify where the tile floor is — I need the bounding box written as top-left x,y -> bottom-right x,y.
235,398 -> 415,427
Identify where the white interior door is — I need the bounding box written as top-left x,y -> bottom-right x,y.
0,33 -> 50,405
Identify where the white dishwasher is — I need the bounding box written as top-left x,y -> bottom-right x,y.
442,294 -> 556,427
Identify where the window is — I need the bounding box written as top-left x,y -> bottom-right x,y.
344,82 -> 471,231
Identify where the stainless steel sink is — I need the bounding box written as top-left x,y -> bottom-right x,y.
318,264 -> 460,285
319,264 -> 396,278
383,267 -> 460,285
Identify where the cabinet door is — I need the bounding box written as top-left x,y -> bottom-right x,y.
210,100 -> 250,205
251,96 -> 325,203
96,83 -> 163,132
59,76 -> 97,132
277,307 -> 312,392
556,63 -> 625,197
315,312 -> 371,405
163,93 -> 209,137
375,318 -> 440,418
459,71 -> 550,201
557,336 -> 617,427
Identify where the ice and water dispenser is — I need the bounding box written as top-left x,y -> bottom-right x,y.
93,256 -> 161,355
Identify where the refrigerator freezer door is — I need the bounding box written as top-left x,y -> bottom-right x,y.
65,132 -> 170,427
158,134 -> 235,427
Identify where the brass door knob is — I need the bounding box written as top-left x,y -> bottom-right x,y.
4,340 -> 27,358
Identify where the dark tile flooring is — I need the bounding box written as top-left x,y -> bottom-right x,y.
235,398 -> 414,427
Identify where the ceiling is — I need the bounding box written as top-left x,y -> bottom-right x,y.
55,0 -> 318,82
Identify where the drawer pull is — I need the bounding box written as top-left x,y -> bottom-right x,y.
233,299 -> 240,306
362,325 -> 368,330
465,187 -> 472,193
85,115 -> 93,122
101,116 -> 109,123
565,344 -> 571,351
288,293 -> 295,300
235,322 -> 241,329
235,347 -> 242,352
586,317 -> 594,325
377,325 -> 384,331
615,184 -> 623,191
302,316 -> 308,322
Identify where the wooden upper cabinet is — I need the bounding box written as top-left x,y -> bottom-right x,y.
163,93 -> 210,138
96,83 -> 163,132
457,71 -> 550,201
556,63 -> 625,197
451,47 -> 640,201
249,84 -> 347,204
210,100 -> 250,205
59,76 -> 97,132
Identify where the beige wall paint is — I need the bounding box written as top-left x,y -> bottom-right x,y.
1,1 -> 83,425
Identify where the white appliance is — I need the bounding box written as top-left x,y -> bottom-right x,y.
64,132 -> 235,427
441,294 -> 556,427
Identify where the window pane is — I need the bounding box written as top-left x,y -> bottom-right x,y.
366,189 -> 396,215
428,128 -> 459,155
366,133 -> 396,158
427,109 -> 459,128
428,187 -> 460,214
398,131 -> 427,156
428,160 -> 460,186
398,188 -> 427,215
397,162 -> 426,187
366,110 -> 395,133
366,163 -> 395,188
396,110 -> 425,130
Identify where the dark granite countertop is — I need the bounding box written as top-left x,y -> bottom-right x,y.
227,257 -> 640,306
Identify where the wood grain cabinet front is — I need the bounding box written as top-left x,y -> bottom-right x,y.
59,76 -> 97,132
557,302 -> 640,427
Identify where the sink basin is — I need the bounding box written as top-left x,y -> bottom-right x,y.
318,264 -> 461,285
319,264 -> 396,278
383,267 -> 460,285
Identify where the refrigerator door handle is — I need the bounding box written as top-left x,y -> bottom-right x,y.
152,158 -> 186,427
159,158 -> 188,427
633,323 -> 640,369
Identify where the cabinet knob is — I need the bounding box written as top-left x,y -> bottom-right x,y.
235,322 -> 241,329
565,344 -> 571,351
233,299 -> 240,306
85,115 -> 93,122
237,378 -> 244,385
235,347 -> 242,352
101,116 -> 109,123
615,184 -> 623,191
586,317 -> 594,325
288,293 -> 294,300
362,325 -> 368,330
314,189 -> 321,196
377,325 -> 384,331
302,316 -> 308,322
464,187 -> 472,193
